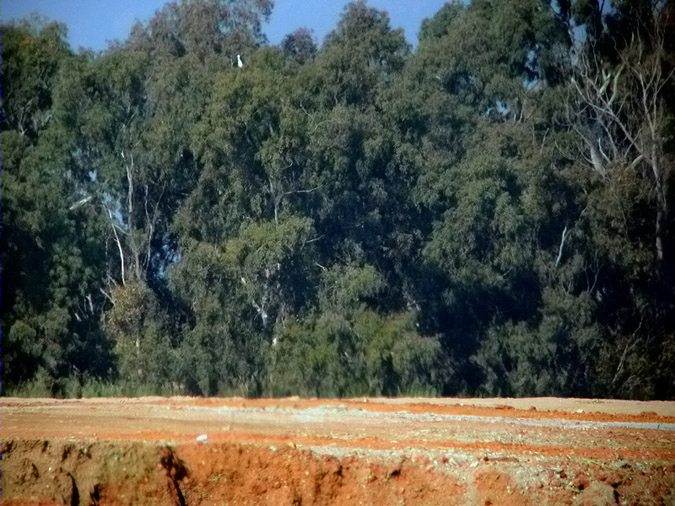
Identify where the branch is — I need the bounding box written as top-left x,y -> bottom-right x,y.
68,195 -> 93,211
106,206 -> 126,286
282,185 -> 320,197
304,234 -> 324,245
99,287 -> 115,306
555,224 -> 569,267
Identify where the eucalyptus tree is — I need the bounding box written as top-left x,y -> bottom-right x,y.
281,28 -> 317,64
127,0 -> 272,62
383,0 -> 600,394
296,1 -> 423,305
560,0 -> 675,398
1,21 -> 112,388
3,0 -> 673,399
171,44 -> 320,393
0,20 -> 70,139
267,262 -> 447,397
42,0 -> 274,388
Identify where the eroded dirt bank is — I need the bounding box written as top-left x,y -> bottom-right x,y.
1,397 -> 674,505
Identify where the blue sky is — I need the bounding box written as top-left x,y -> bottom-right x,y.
0,0 -> 449,51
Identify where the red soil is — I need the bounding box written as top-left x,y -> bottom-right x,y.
1,396 -> 674,505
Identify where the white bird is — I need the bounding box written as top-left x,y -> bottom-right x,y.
237,54 -> 243,68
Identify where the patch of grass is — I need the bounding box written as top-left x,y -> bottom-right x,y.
4,368 -> 54,397
4,374 -> 184,398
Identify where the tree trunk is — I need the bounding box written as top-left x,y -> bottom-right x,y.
656,206 -> 664,262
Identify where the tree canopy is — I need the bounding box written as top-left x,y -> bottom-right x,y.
2,0 -> 673,399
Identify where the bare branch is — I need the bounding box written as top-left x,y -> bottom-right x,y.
568,11 -> 673,261
555,224 -> 569,267
106,206 -> 126,286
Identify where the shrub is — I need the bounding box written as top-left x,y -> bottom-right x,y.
267,310 -> 447,397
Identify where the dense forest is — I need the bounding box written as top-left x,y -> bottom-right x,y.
1,0 -> 673,399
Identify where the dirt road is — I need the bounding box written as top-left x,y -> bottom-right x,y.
2,396 -> 674,505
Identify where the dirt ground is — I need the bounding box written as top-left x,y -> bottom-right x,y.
1,396 -> 674,505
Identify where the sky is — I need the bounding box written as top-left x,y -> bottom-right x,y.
0,0 -> 449,51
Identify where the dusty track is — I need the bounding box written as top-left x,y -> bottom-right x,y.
1,396 -> 674,504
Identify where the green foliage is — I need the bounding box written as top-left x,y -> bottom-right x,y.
355,311 -> 446,396
0,20 -> 70,138
268,310 -> 445,397
267,264 -> 446,397
103,282 -> 175,388
5,368 -> 56,397
267,314 -> 366,397
319,263 -> 384,310
1,22 -> 112,387
473,288 -> 599,396
2,0 -> 673,399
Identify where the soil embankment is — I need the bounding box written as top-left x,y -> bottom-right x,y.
1,396 -> 674,504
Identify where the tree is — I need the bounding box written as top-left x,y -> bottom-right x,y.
1,21 -> 114,389
561,0 -> 675,397
267,263 -> 447,396
569,4 -> 673,263
103,281 -> 174,387
2,0 -> 673,399
0,19 -> 70,138
281,28 -> 317,64
127,0 -> 272,61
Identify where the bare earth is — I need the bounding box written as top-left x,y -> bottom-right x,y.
1,396 -> 674,505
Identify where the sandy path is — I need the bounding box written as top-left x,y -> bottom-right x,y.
2,396 -> 674,458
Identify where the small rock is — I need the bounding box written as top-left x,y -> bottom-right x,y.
196,434 -> 208,444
